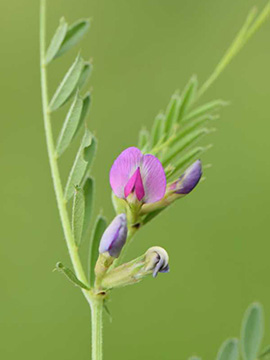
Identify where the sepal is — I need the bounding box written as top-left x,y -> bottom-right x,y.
95,253 -> 115,280
111,192 -> 128,214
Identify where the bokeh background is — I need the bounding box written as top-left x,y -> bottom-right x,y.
1,0 -> 270,359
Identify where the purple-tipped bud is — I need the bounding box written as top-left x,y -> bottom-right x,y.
100,246 -> 169,289
99,214 -> 128,258
145,246 -> 170,278
171,160 -> 202,195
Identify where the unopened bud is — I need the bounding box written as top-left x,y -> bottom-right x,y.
100,246 -> 169,290
144,246 -> 170,278
140,161 -> 202,216
95,214 -> 128,289
170,160 -> 202,195
99,213 -> 127,258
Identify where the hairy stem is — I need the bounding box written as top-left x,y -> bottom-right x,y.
91,299 -> 104,360
40,0 -> 88,288
40,1 -> 103,359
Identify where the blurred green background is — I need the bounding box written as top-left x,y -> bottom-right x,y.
1,0 -> 270,359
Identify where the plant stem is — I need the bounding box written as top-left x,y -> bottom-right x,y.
91,299 -> 104,360
40,0 -> 88,288
197,7 -> 257,99
40,2 -> 103,359
197,3 -> 270,99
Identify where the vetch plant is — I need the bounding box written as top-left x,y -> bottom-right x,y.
39,1 -> 270,359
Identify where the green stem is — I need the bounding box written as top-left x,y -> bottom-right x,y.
40,1 -> 103,359
40,0 -> 88,288
197,3 -> 270,100
91,300 -> 104,360
197,7 -> 257,99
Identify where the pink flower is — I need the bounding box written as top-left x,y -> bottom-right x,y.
110,147 -> 166,204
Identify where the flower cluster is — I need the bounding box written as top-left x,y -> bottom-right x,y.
110,147 -> 201,207
95,146 -> 202,292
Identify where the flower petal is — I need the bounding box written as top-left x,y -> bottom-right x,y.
140,154 -> 166,203
124,167 -> 145,201
110,147 -> 142,198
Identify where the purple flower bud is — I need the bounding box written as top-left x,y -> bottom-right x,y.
99,214 -> 128,258
145,246 -> 170,278
171,160 -> 202,195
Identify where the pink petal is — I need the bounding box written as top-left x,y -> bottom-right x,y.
110,147 -> 166,203
140,154 -> 166,203
124,167 -> 145,201
110,147 -> 142,198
